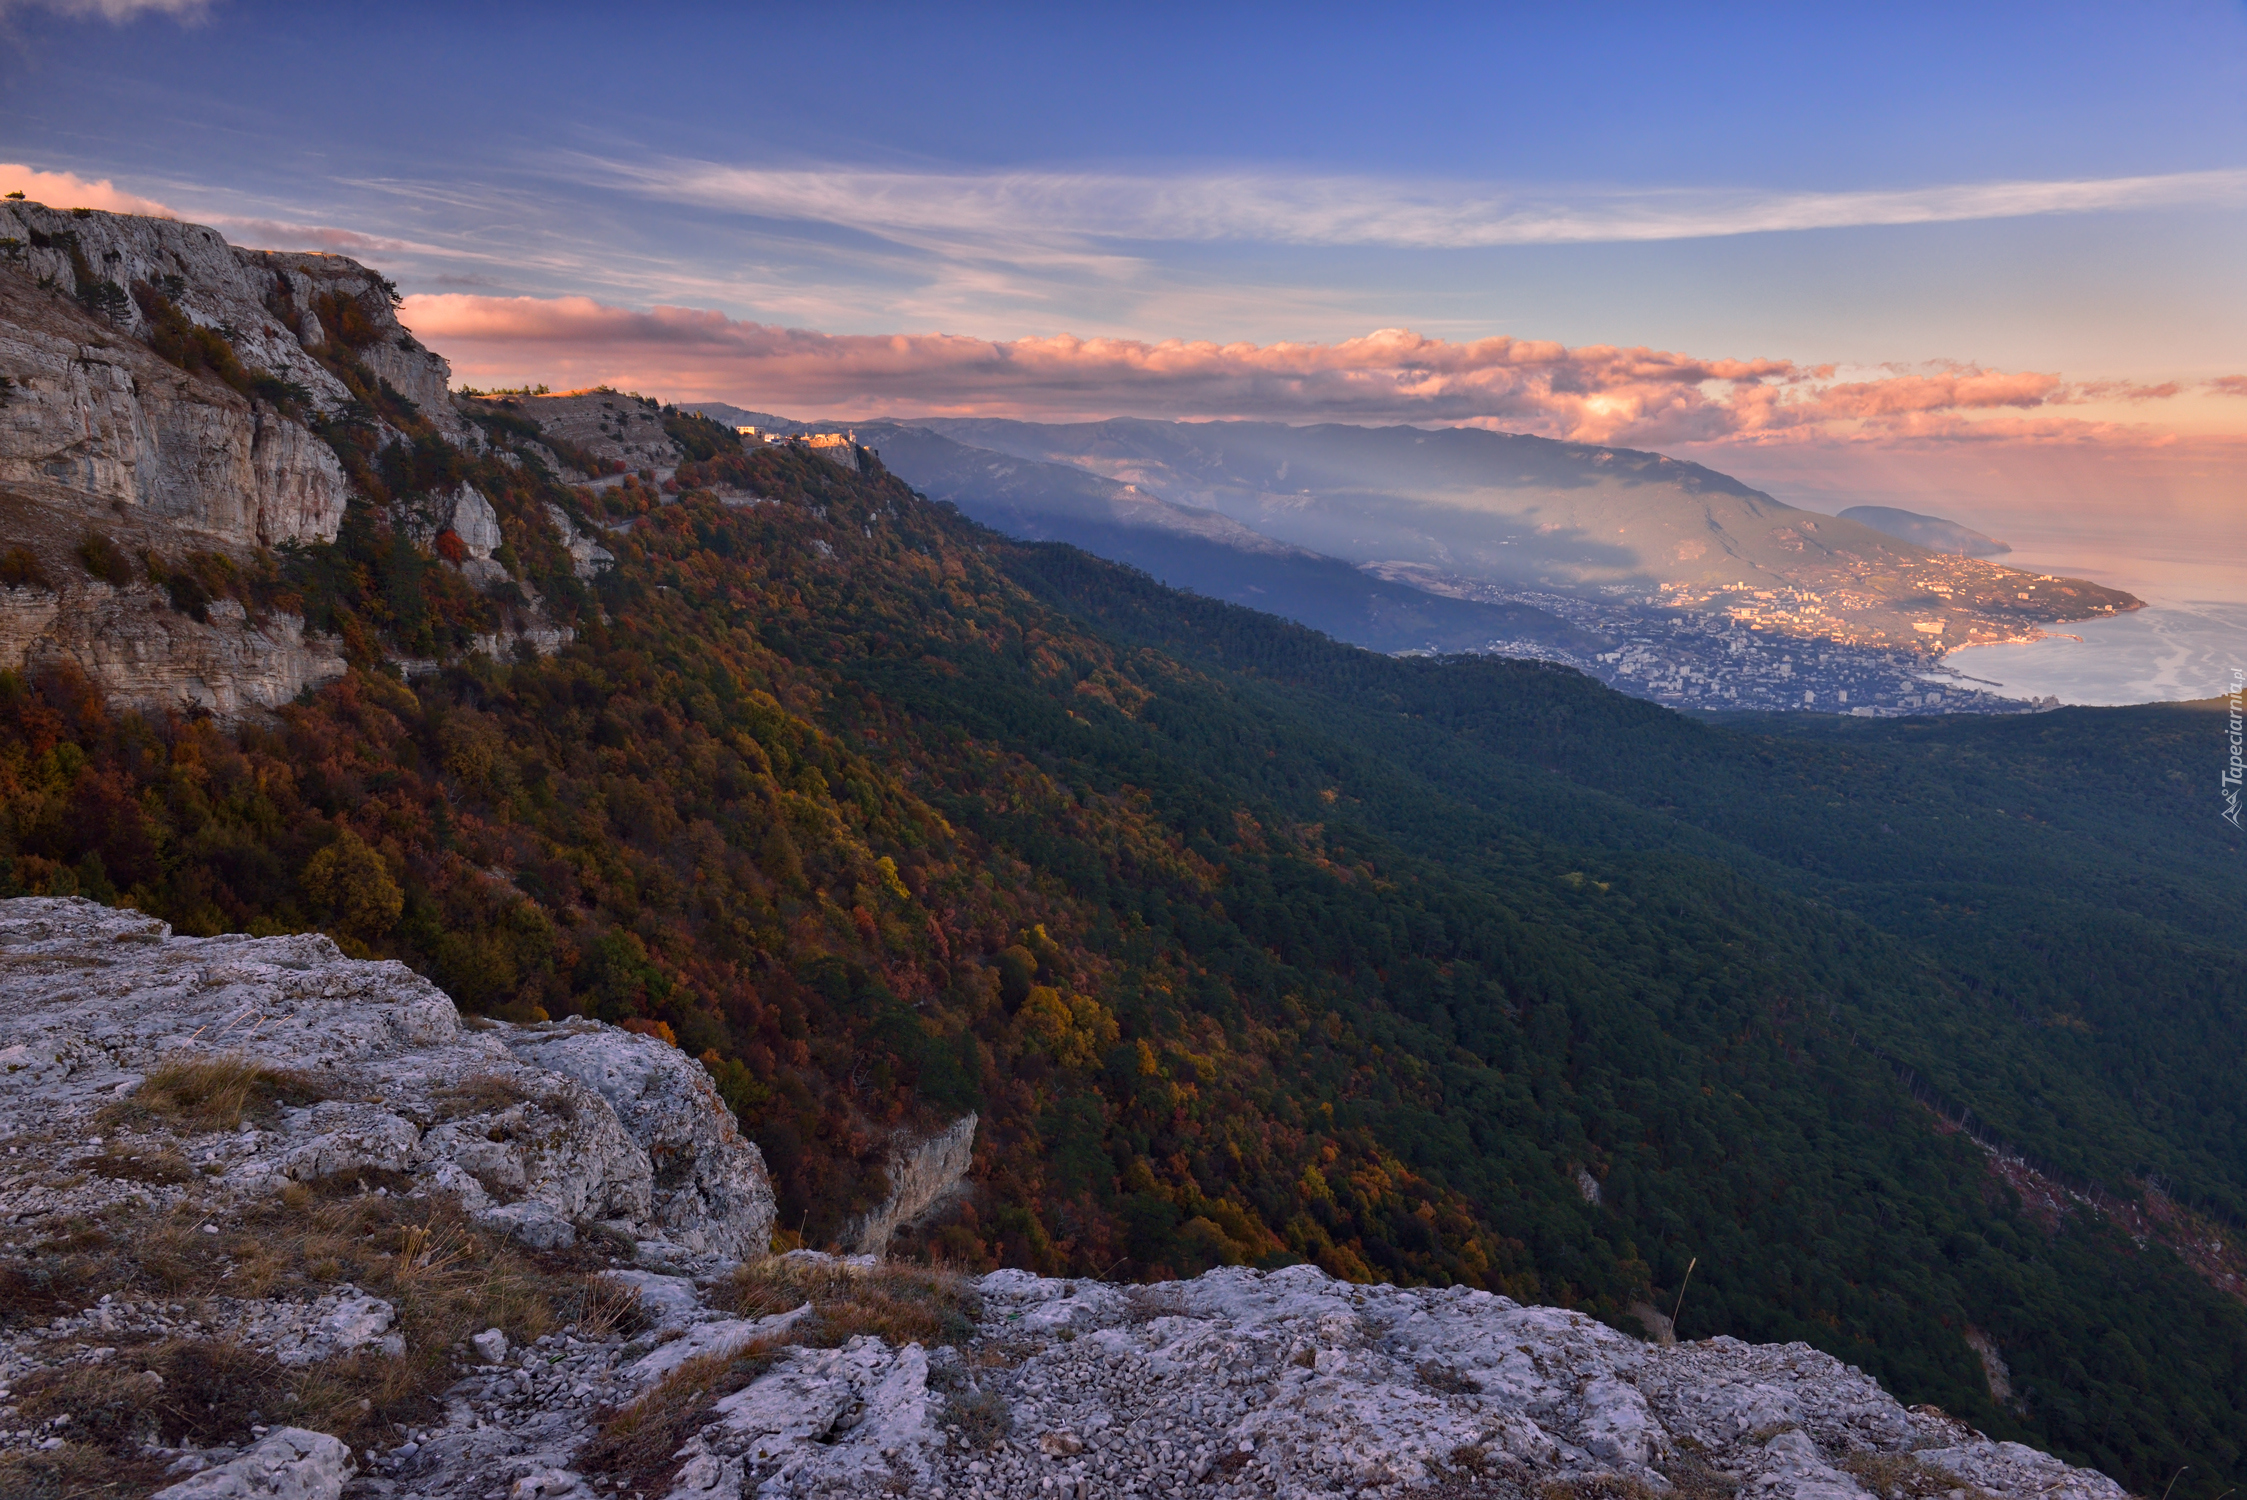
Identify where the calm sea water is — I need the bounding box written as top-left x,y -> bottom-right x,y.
1936,507 -> 2246,707
1947,600 -> 2246,707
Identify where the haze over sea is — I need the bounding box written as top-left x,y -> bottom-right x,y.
1933,502 -> 2247,706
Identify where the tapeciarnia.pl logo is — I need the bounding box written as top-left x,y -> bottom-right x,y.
2225,666 -> 2243,830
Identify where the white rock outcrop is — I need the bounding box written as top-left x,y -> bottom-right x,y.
1,202 -> 472,449
544,502 -> 616,579
348,1255 -> 2123,1500
659,1263 -> 2123,1500
0,585 -> 347,720
0,897 -> 776,1257
0,206 -> 617,718
150,1426 -> 355,1500
849,1112 -> 978,1255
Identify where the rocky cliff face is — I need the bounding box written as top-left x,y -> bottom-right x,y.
1,203 -> 469,455
0,203 -> 517,719
0,584 -> 346,721
0,255 -> 349,550
0,898 -> 2132,1500
849,1114 -> 979,1256
509,390 -> 686,475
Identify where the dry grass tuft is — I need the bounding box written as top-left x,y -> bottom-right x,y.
1841,1452 -> 1997,1500
79,1143 -> 192,1184
580,1343 -> 783,1492
1540,1474 -> 1667,1500
5,1331 -> 477,1481
563,1273 -> 651,1343
0,1442 -> 172,1500
0,1185 -> 634,1458
961,1337 -> 1036,1369
716,1256 -> 980,1349
942,1385 -> 1012,1448
1661,1450 -> 1742,1500
0,1218 -> 127,1322
7,1338 -> 297,1492
1418,1442 -> 1533,1500
433,1072 -> 534,1121
387,1216 -> 479,1292
1418,1358 -> 1484,1395
299,1165 -> 419,1200
100,1052 -> 330,1134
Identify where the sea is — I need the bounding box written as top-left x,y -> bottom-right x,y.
1942,510 -> 2246,707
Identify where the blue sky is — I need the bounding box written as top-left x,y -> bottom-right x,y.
6,2 -> 2241,363
4,0 -> 2245,549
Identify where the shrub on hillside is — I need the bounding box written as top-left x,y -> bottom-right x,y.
75,531 -> 132,588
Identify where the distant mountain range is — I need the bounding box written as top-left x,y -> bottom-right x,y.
1840,504 -> 2012,557
848,422 -> 1602,656
684,403 -> 1596,656
907,418 -> 2133,645
686,406 -> 2136,656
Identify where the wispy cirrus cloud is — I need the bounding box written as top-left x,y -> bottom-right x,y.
606,159 -> 2247,251
401,291 -> 2190,450
0,0 -> 207,17
204,217 -> 426,256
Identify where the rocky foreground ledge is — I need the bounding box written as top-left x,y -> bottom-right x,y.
0,899 -> 2129,1500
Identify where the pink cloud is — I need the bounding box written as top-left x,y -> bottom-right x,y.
400,292 -> 2212,451
2067,378 -> 2185,402
1801,367 -> 2062,419
0,163 -> 173,217
2208,375 -> 2247,397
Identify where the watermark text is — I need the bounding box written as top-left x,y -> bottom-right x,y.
2226,666 -> 2243,829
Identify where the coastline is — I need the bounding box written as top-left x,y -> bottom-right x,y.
1945,599 -> 2247,707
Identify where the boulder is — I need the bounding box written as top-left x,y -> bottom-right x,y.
0,897 -> 775,1256
150,1427 -> 353,1500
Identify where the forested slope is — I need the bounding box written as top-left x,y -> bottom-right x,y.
1,427 -> 2241,1495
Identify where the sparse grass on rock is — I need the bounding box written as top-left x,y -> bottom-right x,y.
715,1254 -> 980,1349
578,1343 -> 785,1493
1842,1451 -> 2000,1500
0,1183 -> 634,1473
577,1256 -> 983,1493
78,1142 -> 192,1184
99,1052 -> 330,1134
941,1384 -> 1013,1449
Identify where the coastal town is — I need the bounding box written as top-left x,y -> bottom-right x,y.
1412,581 -> 2066,716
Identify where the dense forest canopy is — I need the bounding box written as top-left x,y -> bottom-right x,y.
2,416 -> 2242,1496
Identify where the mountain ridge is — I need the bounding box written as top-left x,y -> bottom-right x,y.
902,415 -> 2137,648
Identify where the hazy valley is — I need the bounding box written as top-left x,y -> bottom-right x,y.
681,406 -> 2129,720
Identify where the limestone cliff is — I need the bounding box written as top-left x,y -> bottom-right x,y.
0,246 -> 348,550
0,584 -> 345,721
1,201 -> 470,455
0,203 -> 549,719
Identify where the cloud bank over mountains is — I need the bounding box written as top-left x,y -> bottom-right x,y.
403,293 -> 2233,453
